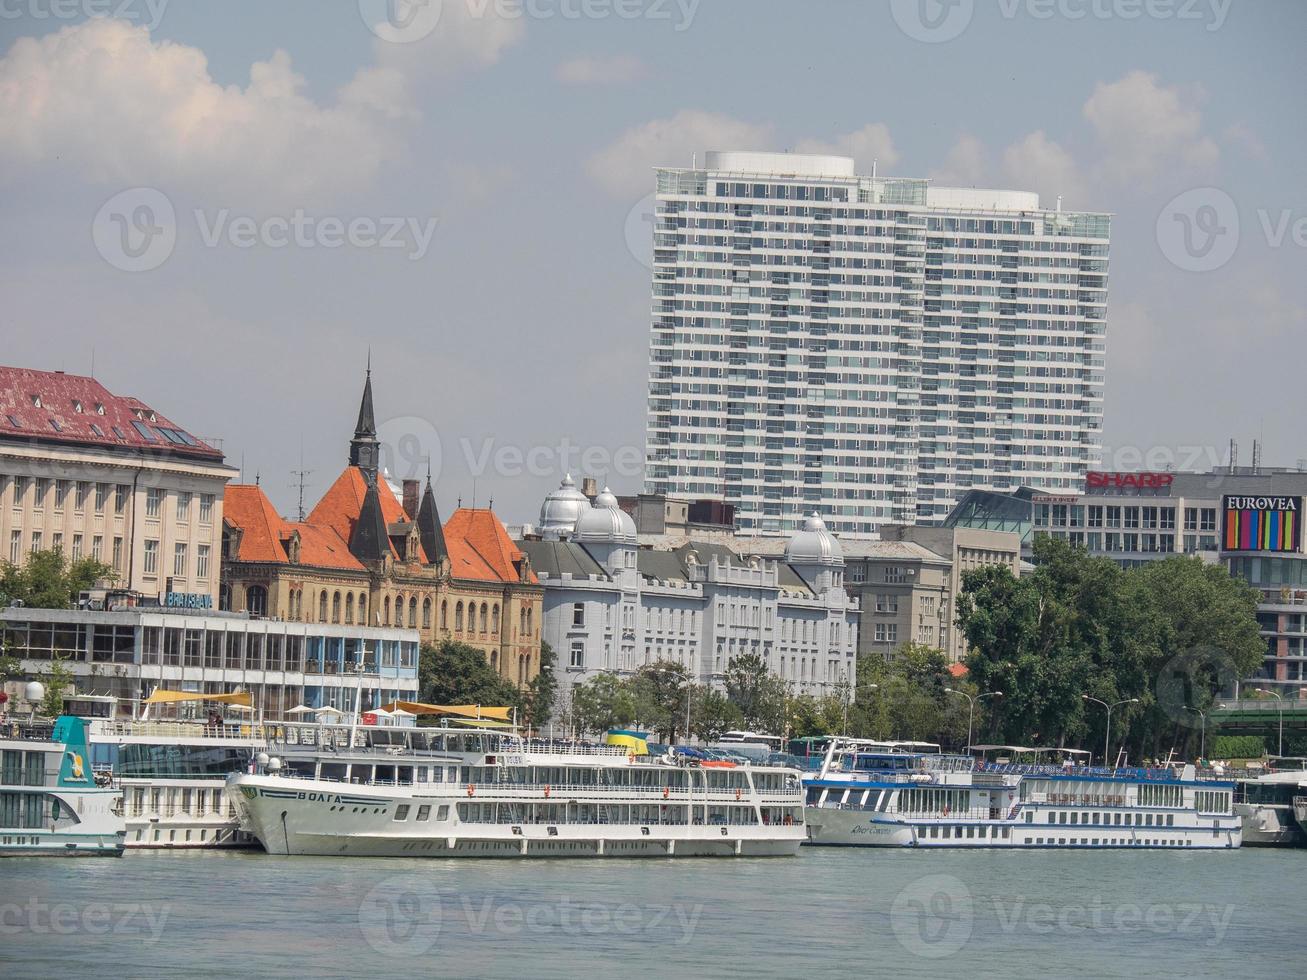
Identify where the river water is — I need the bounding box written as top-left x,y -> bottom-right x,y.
3,847 -> 1304,978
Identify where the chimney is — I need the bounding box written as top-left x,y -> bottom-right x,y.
402,479 -> 420,520
581,476 -> 598,499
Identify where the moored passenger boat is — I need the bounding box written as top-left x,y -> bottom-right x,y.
803,739 -> 1241,849
1231,768 -> 1307,846
227,721 -> 806,858
0,716 -> 125,857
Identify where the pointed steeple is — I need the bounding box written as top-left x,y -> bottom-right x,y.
417,466 -> 447,564
349,475 -> 390,563
349,358 -> 379,479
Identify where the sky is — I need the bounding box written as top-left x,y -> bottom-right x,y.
1,0 -> 1304,526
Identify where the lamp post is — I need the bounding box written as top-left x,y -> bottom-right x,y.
944,688 -> 1002,752
1254,689 -> 1284,757
1183,705 -> 1207,761
1082,695 -> 1139,767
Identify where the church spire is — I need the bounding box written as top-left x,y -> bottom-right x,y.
349,358 -> 379,479
349,477 -> 390,563
417,464 -> 447,565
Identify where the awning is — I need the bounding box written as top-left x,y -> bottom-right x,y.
447,717 -> 515,729
285,705 -> 316,715
142,689 -> 253,708
376,701 -> 513,722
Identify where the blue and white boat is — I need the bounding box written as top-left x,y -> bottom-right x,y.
0,716 -> 126,857
803,739 -> 1241,849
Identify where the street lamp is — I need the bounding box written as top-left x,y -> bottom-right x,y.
1254,689 -> 1284,757
1183,705 -> 1207,761
1082,695 -> 1139,767
944,688 -> 1002,752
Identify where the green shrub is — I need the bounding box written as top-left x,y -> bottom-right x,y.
1210,734 -> 1265,760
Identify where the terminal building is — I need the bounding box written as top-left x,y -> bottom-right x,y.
0,604 -> 421,718
1031,468 -> 1307,698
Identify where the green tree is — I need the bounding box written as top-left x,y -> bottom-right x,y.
417,640 -> 520,714
632,660 -> 691,743
569,672 -> 638,736
688,686 -> 742,742
521,641 -> 557,732
723,652 -> 787,732
38,654 -> 73,717
0,549 -> 115,609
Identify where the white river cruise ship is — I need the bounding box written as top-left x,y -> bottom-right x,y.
228,724 -> 806,858
804,740 -> 1241,849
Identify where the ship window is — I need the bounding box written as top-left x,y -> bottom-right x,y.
437,806 -> 449,821
393,805 -> 410,821
416,805 -> 431,822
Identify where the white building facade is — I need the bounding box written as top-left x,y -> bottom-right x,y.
518,485 -> 859,716
644,151 -> 1109,537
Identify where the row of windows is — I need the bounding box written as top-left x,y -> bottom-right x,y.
3,476 -> 213,524
9,529 -> 125,570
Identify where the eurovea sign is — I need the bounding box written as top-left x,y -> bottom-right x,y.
1222,495 -> 1301,553
1086,472 -> 1175,491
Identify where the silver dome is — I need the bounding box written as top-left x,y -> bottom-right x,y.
574,486 -> 637,545
538,474 -> 590,536
784,512 -> 844,566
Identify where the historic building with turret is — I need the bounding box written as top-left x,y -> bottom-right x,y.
220,369 -> 543,687
518,481 -> 859,718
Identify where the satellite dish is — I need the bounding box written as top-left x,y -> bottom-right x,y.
24,681 -> 45,703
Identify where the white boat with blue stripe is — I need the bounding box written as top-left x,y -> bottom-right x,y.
803,739 -> 1241,849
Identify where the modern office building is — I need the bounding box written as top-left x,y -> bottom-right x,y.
0,605 -> 420,718
643,151 -> 1109,537
0,365 -> 238,603
1032,468 -> 1307,698
518,486 -> 858,715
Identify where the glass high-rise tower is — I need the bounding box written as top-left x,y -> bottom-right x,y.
643,151 -> 1109,538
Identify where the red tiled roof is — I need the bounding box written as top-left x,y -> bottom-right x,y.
0,365 -> 224,461
306,467 -> 425,563
444,508 -> 537,585
224,484 -> 365,571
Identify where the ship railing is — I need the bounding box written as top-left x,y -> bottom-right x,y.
99,720 -> 277,742
1024,791 -> 1148,807
255,772 -> 803,799
976,762 -> 1175,781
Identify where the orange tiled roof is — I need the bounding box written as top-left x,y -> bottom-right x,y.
306,467 -> 425,563
444,508 -> 537,585
224,484 -> 364,571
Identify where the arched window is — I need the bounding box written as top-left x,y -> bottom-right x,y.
441,601 -> 448,630
246,585 -> 268,617
520,608 -> 526,635
332,591 -> 341,624
319,591 -> 328,622
394,594 -> 404,625
345,593 -> 355,624
408,597 -> 418,629
422,598 -> 432,630
491,604 -> 500,634
455,602 -> 464,631
479,603 -> 488,633
358,594 -> 367,624
490,651 -> 498,672
383,596 -> 391,626
526,608 -> 533,635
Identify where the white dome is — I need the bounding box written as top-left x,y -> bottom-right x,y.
785,512 -> 844,566
574,487 -> 637,546
539,474 -> 590,536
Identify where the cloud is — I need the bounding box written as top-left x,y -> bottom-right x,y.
586,109 -> 775,198
931,134 -> 989,187
796,123 -> 900,172
0,12 -> 522,204
1222,122 -> 1268,162
1000,130 -> 1087,208
555,54 -> 645,85
1083,70 -> 1218,182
